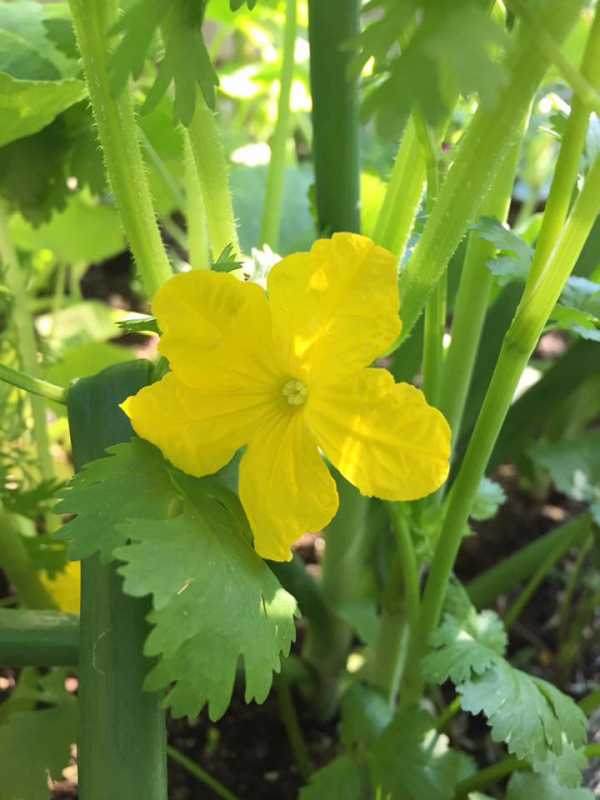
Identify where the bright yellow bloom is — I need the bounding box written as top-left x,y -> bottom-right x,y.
122,233 -> 451,561
41,561 -> 81,614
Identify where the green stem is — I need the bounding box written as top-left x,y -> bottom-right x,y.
183,133 -> 209,267
509,0 -> 600,118
308,0 -> 360,234
440,129 -> 525,447
558,528 -> 593,643
371,504 -> 420,706
187,93 -> 239,257
0,207 -> 54,481
50,262 -> 67,342
67,0 -> 172,298
468,513 -> 592,607
579,688 -> 600,715
0,363 -> 67,404
503,515 -> 590,629
0,510 -> 56,610
372,116 -> 426,257
435,697 -> 461,731
69,361 -> 167,800
166,746 -> 240,800
260,0 -> 297,249
523,2 -> 600,288
275,676 -> 313,781
396,0 -> 586,344
139,129 -> 186,211
416,147 -> 600,699
0,609 -> 78,666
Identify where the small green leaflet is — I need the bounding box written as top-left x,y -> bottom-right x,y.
110,0 -> 217,126
507,770 -> 594,800
470,477 -> 507,521
299,755 -> 370,800
116,315 -> 161,335
472,216 -> 533,286
529,430 -> 600,504
57,439 -> 297,720
211,242 -> 243,272
424,604 -> 588,786
369,709 -> 476,800
0,671 -> 78,800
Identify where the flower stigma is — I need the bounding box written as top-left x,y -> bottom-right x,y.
282,378 -> 308,407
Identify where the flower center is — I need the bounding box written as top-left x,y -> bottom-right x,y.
282,378 -> 308,407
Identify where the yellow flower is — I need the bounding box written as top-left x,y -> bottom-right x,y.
41,561 -> 81,614
122,233 -> 451,561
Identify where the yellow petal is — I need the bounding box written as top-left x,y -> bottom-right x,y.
122,372 -> 276,477
239,411 -> 339,561
41,561 -> 80,615
307,368 -> 451,501
268,233 -> 401,381
153,270 -> 275,388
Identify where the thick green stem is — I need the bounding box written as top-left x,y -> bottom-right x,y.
0,208 -> 54,481
183,133 -> 209,267
0,363 -> 67,404
67,0 -> 172,298
187,93 -> 239,257
308,0 -> 360,234
0,610 -> 78,666
524,3 -> 600,288
416,150 -> 600,696
440,129 -> 526,447
69,361 -> 167,800
503,515 -> 591,629
372,116 -> 426,257
397,0 -> 586,344
371,504 -> 420,706
0,510 -> 56,610
260,0 -> 297,249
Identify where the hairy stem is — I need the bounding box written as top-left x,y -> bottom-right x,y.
183,133 -> 209,267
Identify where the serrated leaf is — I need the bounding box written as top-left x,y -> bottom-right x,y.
341,683 -> 393,751
56,439 -> 175,562
474,216 -> 534,286
459,663 -> 587,784
300,755 -> 369,800
470,477 -> 507,521
369,709 -> 476,800
529,431 -> 600,503
507,771 -> 593,800
115,473 -> 296,720
0,72 -> 85,148
0,672 -> 78,800
423,608 -> 507,685
212,242 -> 243,272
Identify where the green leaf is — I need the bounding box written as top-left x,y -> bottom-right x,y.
0,672 -> 78,800
230,0 -> 260,9
211,243 -> 243,272
56,440 -> 175,562
551,275 -> 600,340
115,471 -> 297,720
474,216 -> 534,286
459,664 -> 587,784
341,682 -> 393,751
57,439 -> 297,720
470,477 -> 507,521
0,72 -> 85,148
528,431 -> 600,503
423,607 -> 507,685
116,316 -> 161,335
111,0 -> 217,126
369,709 -> 476,800
300,755 -> 370,800
507,772 -> 593,800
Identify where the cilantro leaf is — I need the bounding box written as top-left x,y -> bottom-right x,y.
111,0 -> 217,126
550,276 -> 600,340
56,439 -> 175,562
0,672 -> 78,800
528,431 -> 600,504
299,755 -> 370,800
57,439 -> 297,720
470,477 -> 507,521
507,771 -> 594,800
423,607 -> 507,685
369,709 -> 476,800
474,216 -> 534,286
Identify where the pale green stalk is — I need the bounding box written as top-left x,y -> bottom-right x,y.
0,364 -> 67,404
187,93 -> 239,257
397,0 -> 586,344
166,747 -> 239,800
0,207 -> 54,481
183,133 -> 209,267
440,125 -> 526,447
260,0 -> 297,249
415,150 -> 600,699
372,116 -> 426,258
67,0 -> 172,299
